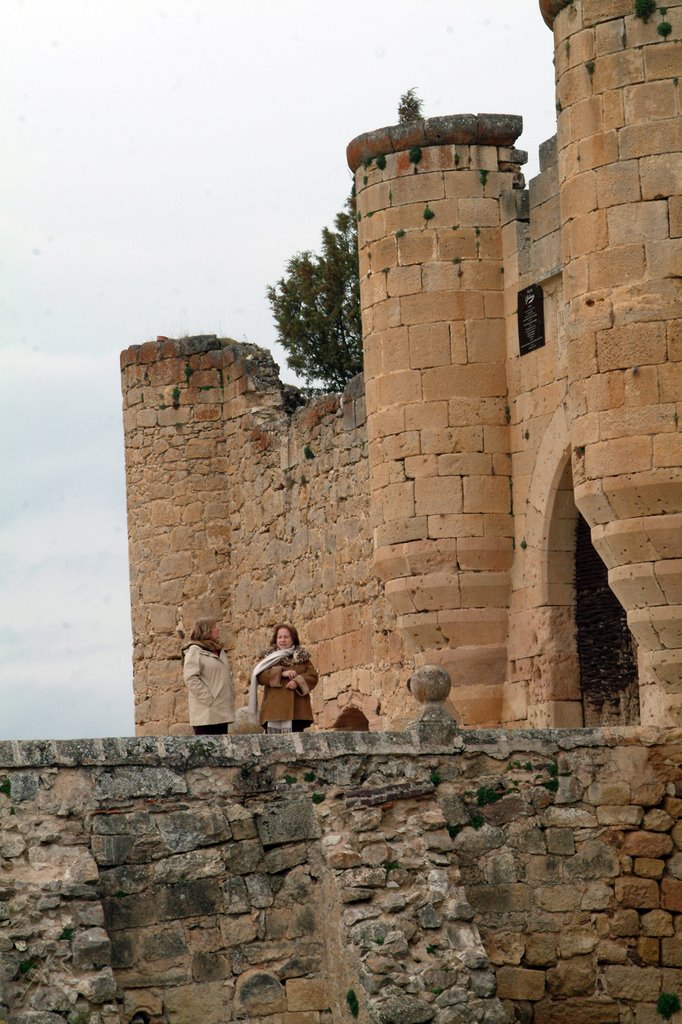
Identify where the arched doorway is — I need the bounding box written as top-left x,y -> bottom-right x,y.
575,511 -> 639,725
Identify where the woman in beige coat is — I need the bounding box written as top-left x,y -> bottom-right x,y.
182,619 -> 235,735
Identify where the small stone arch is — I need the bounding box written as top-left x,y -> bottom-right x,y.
333,707 -> 370,732
129,1011 -> 151,1024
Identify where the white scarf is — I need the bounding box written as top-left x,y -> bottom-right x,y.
248,647 -> 295,722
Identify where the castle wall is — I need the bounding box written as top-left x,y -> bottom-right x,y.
6,723 -> 682,1024
502,135 -> 581,730
121,338 -> 409,736
122,1 -> 682,733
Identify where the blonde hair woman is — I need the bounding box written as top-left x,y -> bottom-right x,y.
182,618 -> 235,735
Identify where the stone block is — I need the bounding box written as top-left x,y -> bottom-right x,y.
400,289 -> 484,327
462,476 -> 511,514
662,937 -> 682,967
622,827 -> 667,860
397,231 -> 437,265
589,242 -> 647,291
635,859 -> 665,880
496,967 -> 545,1001
609,201 -> 670,249
603,965 -> 661,1001
614,876 -> 660,909
662,878 -> 682,912
533,885 -> 583,912
534,1001 -> 619,1024
584,436 -> 652,479
414,476 -> 463,517
409,323 -> 452,369
581,882 -> 614,911
375,369 -> 422,408
641,153 -> 682,202
161,981 -> 231,1024
561,172 -> 598,217
286,978 -> 331,1012
586,780 -> 630,805
624,80 -> 677,124
525,933 -> 558,967
647,237 -> 682,281
593,157 -> 638,209
546,956 -> 596,996
610,909 -> 640,937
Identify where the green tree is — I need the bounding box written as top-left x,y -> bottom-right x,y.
267,190 -> 361,392
398,87 -> 424,123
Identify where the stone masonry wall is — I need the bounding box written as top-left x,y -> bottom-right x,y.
121,338 -> 410,736
547,0 -> 682,724
501,132 -> 582,731
7,722 -> 682,1024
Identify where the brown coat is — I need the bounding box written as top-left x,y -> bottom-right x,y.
257,650 -> 318,725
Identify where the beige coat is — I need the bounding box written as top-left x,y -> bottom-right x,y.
183,644 -> 235,726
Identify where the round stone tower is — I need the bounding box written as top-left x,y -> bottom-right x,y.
542,0 -> 682,722
347,114 -> 525,723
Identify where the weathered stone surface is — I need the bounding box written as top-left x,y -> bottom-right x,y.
234,969 -> 286,1016
76,968 -> 117,1003
164,979 -> 231,1024
370,994 -> 436,1024
223,839 -> 265,875
72,928 -> 112,969
160,878 -> 223,920
496,966 -> 545,1001
566,840 -> 619,879
255,798 -> 322,846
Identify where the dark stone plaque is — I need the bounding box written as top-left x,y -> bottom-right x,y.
517,284 -> 546,355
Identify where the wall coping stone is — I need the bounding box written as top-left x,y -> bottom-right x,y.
1,726 -> 679,770
346,113 -> 524,172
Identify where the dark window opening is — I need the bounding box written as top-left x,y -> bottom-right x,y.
575,513 -> 639,726
334,707 -> 370,732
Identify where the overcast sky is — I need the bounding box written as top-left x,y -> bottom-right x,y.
0,0 -> 557,740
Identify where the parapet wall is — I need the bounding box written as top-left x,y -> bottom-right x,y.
6,722 -> 682,1024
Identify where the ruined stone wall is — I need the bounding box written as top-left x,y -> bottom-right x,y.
7,724 -> 682,1024
121,338 -> 409,736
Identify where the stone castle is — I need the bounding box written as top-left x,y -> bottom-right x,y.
3,4 -> 682,1024
121,0 -> 682,736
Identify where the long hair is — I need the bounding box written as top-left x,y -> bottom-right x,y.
270,622 -> 300,648
190,619 -> 217,642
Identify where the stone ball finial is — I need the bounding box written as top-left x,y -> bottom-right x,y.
408,665 -> 452,705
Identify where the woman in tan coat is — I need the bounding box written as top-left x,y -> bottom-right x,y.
182,619 -> 235,735
248,623 -> 318,733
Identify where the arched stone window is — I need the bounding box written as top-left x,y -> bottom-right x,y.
333,707 -> 370,732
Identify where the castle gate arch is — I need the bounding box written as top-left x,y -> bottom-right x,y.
512,405 -> 638,727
